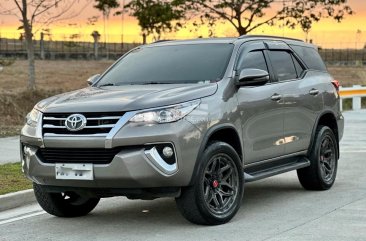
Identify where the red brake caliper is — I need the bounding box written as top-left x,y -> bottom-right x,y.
212,180 -> 219,188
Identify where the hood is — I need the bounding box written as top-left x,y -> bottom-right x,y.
37,83 -> 218,113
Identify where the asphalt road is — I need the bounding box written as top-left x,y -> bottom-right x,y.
0,110 -> 365,241
0,136 -> 19,164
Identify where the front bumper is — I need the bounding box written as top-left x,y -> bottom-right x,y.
21,118 -> 203,189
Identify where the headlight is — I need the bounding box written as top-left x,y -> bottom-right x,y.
129,100 -> 200,124
26,109 -> 41,127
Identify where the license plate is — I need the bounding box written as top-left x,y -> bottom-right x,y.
55,163 -> 94,180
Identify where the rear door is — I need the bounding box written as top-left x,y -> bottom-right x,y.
236,41 -> 285,164
266,42 -> 323,155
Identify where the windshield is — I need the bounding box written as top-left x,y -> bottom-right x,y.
96,43 -> 233,86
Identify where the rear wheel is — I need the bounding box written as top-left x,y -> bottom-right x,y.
176,141 -> 244,225
33,183 -> 100,217
297,126 -> 338,190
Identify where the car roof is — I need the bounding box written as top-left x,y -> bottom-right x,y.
147,35 -> 316,49
148,38 -> 237,46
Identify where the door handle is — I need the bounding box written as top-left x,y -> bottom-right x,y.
271,94 -> 282,101
309,89 -> 319,96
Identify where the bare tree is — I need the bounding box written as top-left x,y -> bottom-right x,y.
0,0 -> 82,90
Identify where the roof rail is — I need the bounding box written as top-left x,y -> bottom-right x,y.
238,35 -> 303,42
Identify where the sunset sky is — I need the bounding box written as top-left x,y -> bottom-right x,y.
0,0 -> 366,48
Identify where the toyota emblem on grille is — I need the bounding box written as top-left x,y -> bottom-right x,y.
65,114 -> 87,131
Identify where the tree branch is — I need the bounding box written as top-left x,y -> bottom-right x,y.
33,0 -> 90,32
34,0 -> 64,18
246,15 -> 278,33
12,0 -> 22,13
30,0 -> 47,25
199,2 -> 237,29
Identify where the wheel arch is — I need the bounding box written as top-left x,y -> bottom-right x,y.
189,124 -> 243,185
309,111 -> 339,159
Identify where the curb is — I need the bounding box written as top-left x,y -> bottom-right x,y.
0,189 -> 36,212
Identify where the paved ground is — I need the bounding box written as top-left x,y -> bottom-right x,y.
0,136 -> 19,164
0,110 -> 365,241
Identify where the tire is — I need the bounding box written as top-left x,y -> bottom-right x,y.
176,141 -> 244,225
33,183 -> 100,217
297,125 -> 338,190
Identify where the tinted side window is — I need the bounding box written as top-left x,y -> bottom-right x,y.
237,51 -> 268,72
269,51 -> 297,81
290,45 -> 327,71
292,55 -> 305,77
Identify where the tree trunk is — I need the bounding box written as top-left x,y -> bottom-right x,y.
142,33 -> 147,44
40,32 -> 45,60
25,28 -> 36,90
21,0 -> 36,90
237,26 -> 248,36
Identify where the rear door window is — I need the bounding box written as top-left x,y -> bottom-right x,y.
268,51 -> 297,81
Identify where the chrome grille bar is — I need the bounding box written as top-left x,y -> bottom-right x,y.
42,112 -> 124,136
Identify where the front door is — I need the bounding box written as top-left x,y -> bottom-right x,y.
236,42 -> 285,164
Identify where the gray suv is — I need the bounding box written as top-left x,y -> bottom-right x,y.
21,35 -> 344,225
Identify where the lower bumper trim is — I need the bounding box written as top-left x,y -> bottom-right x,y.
40,185 -> 181,200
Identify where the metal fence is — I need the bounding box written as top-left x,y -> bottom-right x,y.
319,49 -> 366,66
0,37 -> 141,60
1,36 -> 366,64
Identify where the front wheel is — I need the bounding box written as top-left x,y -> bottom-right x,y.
33,183 -> 100,217
297,126 -> 338,190
176,141 -> 244,225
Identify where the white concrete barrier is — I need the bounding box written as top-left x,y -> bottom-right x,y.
340,85 -> 366,111
0,189 -> 35,212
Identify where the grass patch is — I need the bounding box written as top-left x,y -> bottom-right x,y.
0,163 -> 32,195
327,66 -> 366,87
0,60 -> 113,137
0,89 -> 62,127
0,126 -> 22,137
0,58 -> 15,67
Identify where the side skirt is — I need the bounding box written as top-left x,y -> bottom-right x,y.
244,152 -> 310,182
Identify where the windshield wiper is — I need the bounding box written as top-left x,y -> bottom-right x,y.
98,83 -> 115,87
99,82 -> 176,86
141,82 -> 175,85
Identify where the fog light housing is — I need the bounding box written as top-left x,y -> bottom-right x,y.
144,143 -> 178,175
162,146 -> 174,158
154,144 -> 176,165
21,144 -> 37,173
21,145 -> 31,173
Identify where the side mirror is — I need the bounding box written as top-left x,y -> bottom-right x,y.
87,74 -> 101,86
237,68 -> 269,86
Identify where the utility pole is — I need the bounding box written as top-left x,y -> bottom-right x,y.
282,0 -> 285,37
355,29 -> 362,49
121,0 -> 125,51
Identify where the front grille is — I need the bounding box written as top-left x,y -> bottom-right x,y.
37,148 -> 122,164
42,112 -> 124,136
